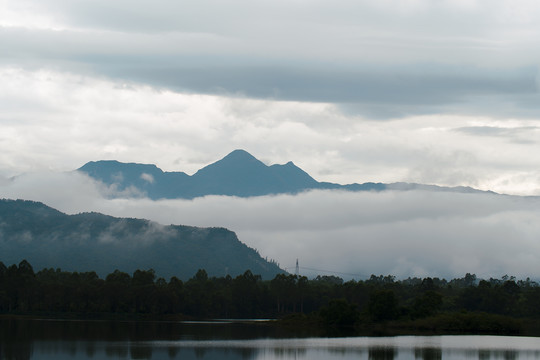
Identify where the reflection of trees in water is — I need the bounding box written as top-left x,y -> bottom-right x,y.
368,346 -> 396,360
1,343 -> 32,360
329,348 -> 367,357
65,341 -> 78,356
238,347 -> 256,359
502,350 -> 517,360
85,342 -> 97,357
0,319 -> 33,360
478,349 -> 491,360
189,347 -> 258,359
273,347 -> 306,358
0,317 -> 291,359
0,319 -> 531,360
476,349 -> 518,360
130,344 -> 153,359
168,346 -> 179,358
414,347 -> 441,360
195,347 -> 206,358
105,344 -> 128,358
1,318 -> 287,343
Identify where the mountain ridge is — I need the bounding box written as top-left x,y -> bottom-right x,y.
0,198 -> 283,280
78,149 -> 496,200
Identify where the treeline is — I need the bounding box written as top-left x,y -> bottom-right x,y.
2,260 -> 540,327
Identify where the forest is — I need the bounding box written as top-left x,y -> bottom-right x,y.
1,260 -> 540,334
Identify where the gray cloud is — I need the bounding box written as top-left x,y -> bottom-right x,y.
1,26 -> 538,119
101,64 -> 539,118
456,126 -> 535,136
2,1 -> 540,119
454,126 -> 540,145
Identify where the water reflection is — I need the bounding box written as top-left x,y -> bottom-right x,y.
414,347 -> 441,360
272,347 -> 307,359
105,344 -> 128,358
473,349 -> 519,360
369,346 -> 396,360
2,319 -> 540,360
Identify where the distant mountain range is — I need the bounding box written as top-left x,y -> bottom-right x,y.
0,199 -> 283,280
78,149 -> 493,199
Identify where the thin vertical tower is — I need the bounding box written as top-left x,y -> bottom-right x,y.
295,258 -> 299,276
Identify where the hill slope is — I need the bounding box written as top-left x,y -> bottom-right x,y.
0,199 -> 283,280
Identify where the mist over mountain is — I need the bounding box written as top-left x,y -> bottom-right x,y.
79,150 -> 492,200
0,199 -> 283,280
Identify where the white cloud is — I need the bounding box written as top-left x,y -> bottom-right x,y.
140,173 -> 154,184
4,0 -> 540,65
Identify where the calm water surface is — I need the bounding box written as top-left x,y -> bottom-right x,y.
2,318 -> 540,360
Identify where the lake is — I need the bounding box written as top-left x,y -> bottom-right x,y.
2,318 -> 540,359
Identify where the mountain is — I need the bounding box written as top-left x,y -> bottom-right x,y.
78,149 -> 494,200
0,199 -> 283,280
190,150 -> 319,197
77,160 -> 191,199
79,149 -> 322,199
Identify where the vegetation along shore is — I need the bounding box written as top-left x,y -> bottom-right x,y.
2,260 -> 540,336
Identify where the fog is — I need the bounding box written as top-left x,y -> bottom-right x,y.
2,172 -> 540,280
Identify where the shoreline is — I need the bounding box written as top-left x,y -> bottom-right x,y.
2,312 -> 539,338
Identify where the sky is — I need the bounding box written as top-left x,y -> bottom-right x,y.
1,0 -> 540,279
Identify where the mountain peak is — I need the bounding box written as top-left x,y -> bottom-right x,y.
213,149 -> 263,168
195,150 -> 265,175
224,149 -> 257,160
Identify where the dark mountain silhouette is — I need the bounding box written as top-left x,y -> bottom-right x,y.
78,149 -> 494,200
0,199 -> 283,280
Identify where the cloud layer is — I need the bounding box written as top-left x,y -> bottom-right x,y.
2,173 -> 540,280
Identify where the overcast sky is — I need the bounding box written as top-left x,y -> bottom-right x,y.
2,0 -> 540,279
1,0 -> 540,194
